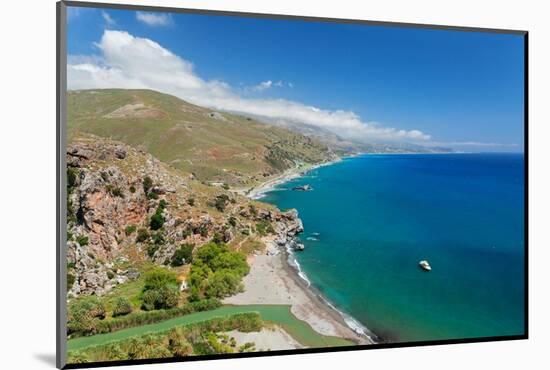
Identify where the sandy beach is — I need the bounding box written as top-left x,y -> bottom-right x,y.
224,236 -> 373,346
226,327 -> 302,351
245,159 -> 341,200
226,155 -> 375,348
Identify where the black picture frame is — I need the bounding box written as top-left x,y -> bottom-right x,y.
56,1 -> 529,368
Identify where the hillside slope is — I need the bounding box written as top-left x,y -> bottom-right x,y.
68,89 -> 337,188
67,135 -> 304,296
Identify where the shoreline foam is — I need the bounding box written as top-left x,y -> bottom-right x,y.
224,236 -> 372,344
280,241 -> 377,343
230,156 -> 378,345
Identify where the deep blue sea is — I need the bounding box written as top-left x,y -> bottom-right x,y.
261,153 -> 525,343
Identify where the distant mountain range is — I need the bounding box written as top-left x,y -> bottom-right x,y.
227,113 -> 453,155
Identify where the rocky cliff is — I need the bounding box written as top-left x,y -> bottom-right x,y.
66,135 -> 305,297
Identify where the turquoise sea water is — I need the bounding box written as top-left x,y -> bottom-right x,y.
261,153 -> 525,343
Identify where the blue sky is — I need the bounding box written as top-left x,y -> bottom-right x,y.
67,6 -> 525,151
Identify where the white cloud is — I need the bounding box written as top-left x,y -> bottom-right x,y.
253,80 -> 273,91
136,12 -> 172,27
102,11 -> 116,27
68,30 -> 431,143
251,80 -> 290,91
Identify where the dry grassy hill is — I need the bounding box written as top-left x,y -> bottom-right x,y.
67,89 -> 337,188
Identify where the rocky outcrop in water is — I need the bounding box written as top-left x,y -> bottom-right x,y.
253,208 -> 305,251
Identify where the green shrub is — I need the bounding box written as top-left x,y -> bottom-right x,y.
141,290 -> 160,311
67,272 -> 75,291
198,243 -> 249,276
149,201 -> 167,230
168,328 -> 193,357
146,244 -> 159,258
205,332 -> 233,354
188,242 -> 249,300
149,213 -> 164,230
143,268 -> 178,292
67,309 -> 96,335
74,297 -> 106,319
222,183 -> 230,190
145,345 -> 172,359
213,194 -> 230,212
106,271 -> 115,280
101,343 -> 127,361
125,225 -> 137,235
141,268 -> 180,310
256,220 -> 275,236
199,226 -> 208,238
143,176 -> 153,194
238,342 -> 256,353
67,296 -> 106,335
228,216 -> 237,227
204,270 -> 243,298
141,285 -> 179,311
129,185 -> 136,193
211,232 -> 224,244
126,337 -> 147,360
159,285 -> 180,308
159,199 -> 168,209
68,311 -> 260,361
148,191 -> 159,200
187,197 -> 195,206
111,187 -> 124,198
91,299 -> 221,336
136,228 -> 149,243
67,167 -> 78,188
68,351 -> 90,364
113,297 -> 133,317
76,235 -> 89,246
171,244 -> 195,266
188,286 -> 201,302
151,231 -> 165,245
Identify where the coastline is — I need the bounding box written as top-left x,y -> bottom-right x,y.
278,240 -> 377,344
246,158 -> 342,200
226,157 -> 377,346
224,236 -> 373,345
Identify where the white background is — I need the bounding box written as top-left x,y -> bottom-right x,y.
0,0 -> 548,368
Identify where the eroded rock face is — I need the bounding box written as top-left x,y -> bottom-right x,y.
67,141 -> 153,296
67,139 -> 223,296
71,166 -> 148,259
66,137 -> 300,297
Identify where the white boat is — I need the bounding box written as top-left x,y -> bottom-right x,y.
419,260 -> 432,271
